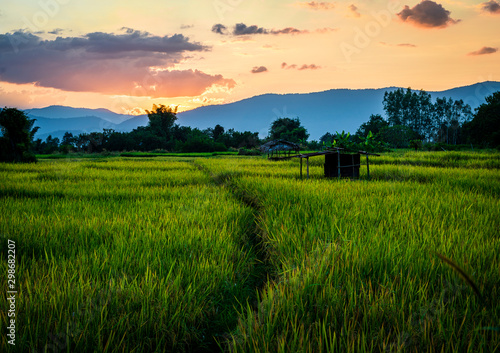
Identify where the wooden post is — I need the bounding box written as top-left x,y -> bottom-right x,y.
306,157 -> 310,179
337,150 -> 341,179
366,154 -> 370,180
300,157 -> 303,179
352,154 -> 355,179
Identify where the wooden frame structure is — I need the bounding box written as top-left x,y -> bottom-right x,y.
293,148 -> 380,179
260,140 -> 300,160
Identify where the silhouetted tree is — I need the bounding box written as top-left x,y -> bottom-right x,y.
463,91 -> 500,148
43,135 -> 60,154
268,117 -> 309,143
0,107 -> 38,162
319,132 -> 334,145
355,114 -> 388,138
212,124 -> 225,141
146,104 -> 178,149
378,125 -> 419,148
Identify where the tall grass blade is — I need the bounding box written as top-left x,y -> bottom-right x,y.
432,251 -> 483,301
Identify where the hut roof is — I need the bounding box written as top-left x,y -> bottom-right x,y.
260,139 -> 300,154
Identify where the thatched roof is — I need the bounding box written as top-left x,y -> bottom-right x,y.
260,139 -> 300,154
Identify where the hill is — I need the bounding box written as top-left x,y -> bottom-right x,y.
22,81 -> 500,140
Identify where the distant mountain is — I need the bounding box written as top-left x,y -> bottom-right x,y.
25,105 -> 133,124
176,81 -> 500,140
22,81 -> 500,141
30,115 -> 123,141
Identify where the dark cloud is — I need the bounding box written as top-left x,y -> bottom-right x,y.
349,4 -> 361,17
397,1 -> 459,28
481,0 -> 500,14
181,24 -> 194,29
0,30 -> 236,98
281,62 -> 321,70
295,1 -> 335,10
211,24 -> 228,35
251,66 -> 268,73
48,28 -> 64,35
270,27 -> 306,35
467,46 -> 498,55
43,30 -> 207,54
234,23 -> 268,35
298,64 -> 321,70
213,23 -> 310,36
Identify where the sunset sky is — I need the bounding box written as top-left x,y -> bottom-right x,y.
0,0 -> 499,115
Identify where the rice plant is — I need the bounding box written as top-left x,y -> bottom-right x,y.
1,151 -> 499,352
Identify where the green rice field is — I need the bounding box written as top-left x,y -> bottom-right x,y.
1,150 -> 499,352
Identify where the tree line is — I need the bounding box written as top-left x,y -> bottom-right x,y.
1,89 -> 499,162
321,88 -> 499,150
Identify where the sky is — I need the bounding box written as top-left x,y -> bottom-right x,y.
0,0 -> 499,115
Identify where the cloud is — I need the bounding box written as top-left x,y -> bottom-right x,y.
380,42 -> 417,47
211,24 -> 228,35
315,27 -> 338,33
480,0 -> 500,14
281,62 -> 321,70
270,27 -> 306,35
181,24 -> 194,29
467,46 -> 498,55
233,23 -> 308,36
234,23 -> 268,35
349,4 -> 361,17
281,62 -> 297,69
0,30 -> 236,98
251,66 -> 268,73
48,28 -> 64,35
397,1 -> 459,28
298,64 -> 321,70
295,1 -> 335,10
213,23 -> 324,36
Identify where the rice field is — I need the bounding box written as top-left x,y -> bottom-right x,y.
1,150 -> 499,352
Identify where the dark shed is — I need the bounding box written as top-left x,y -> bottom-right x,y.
325,153 -> 361,178
293,148 -> 379,179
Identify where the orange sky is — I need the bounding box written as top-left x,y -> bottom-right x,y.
0,0 -> 499,114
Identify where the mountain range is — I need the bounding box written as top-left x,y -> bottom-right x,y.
21,81 -> 500,141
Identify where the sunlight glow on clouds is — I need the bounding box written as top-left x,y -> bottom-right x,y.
0,30 -> 235,98
0,0 -> 498,112
294,1 -> 336,10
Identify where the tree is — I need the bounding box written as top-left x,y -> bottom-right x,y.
319,132 -> 334,144
43,135 -> 60,154
432,98 -> 472,144
212,124 -> 225,141
0,107 -> 38,162
463,91 -> 500,147
268,117 -> 309,143
378,125 -> 419,148
146,104 -> 178,149
383,88 -> 433,139
355,114 -> 388,138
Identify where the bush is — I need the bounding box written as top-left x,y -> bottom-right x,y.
237,148 -> 261,156
409,140 -> 423,151
423,143 -> 472,151
177,138 -> 227,153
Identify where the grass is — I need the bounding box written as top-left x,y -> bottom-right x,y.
0,159 -> 258,352
1,151 -> 499,352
